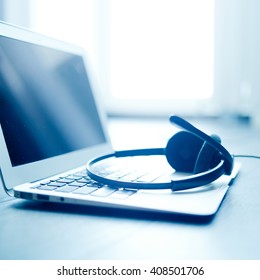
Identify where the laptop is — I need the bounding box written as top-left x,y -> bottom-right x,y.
0,21 -> 239,218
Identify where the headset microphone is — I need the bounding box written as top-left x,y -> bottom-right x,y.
87,115 -> 234,191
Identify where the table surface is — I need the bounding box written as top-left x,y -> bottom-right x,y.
1,117 -> 260,260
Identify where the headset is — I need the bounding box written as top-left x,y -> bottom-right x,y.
86,115 -> 234,191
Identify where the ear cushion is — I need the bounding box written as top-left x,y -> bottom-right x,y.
165,131 -> 204,173
193,134 -> 222,174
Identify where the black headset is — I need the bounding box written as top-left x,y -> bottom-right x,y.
87,115 -> 234,191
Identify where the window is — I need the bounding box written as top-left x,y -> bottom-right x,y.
29,0 -> 215,116
29,0 -> 97,65
108,0 -> 215,116
3,0 -> 258,119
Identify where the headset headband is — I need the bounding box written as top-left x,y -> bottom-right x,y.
87,116 -> 234,191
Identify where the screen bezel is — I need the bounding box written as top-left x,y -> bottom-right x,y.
0,21 -> 113,192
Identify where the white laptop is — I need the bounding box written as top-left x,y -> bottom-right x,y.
0,21 -> 239,219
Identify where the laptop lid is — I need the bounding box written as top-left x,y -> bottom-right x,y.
0,21 -> 113,193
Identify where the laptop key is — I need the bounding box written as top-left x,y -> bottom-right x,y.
135,171 -> 166,183
76,178 -> 92,184
40,180 -> 51,185
90,186 -> 117,197
65,175 -> 83,180
37,185 -> 57,191
68,182 -> 87,187
56,178 -> 75,184
87,182 -> 105,188
55,186 -> 78,193
73,186 -> 98,195
119,171 -> 145,182
110,189 -> 137,199
48,182 -> 66,187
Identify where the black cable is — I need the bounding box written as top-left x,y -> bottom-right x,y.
233,155 -> 260,160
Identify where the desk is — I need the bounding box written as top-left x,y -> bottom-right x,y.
0,117 -> 260,260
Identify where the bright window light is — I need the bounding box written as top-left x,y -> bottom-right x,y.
29,0 -> 96,65
110,0 -> 214,100
29,0 -> 215,115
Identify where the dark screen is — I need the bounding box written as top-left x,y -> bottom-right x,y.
0,35 -> 106,167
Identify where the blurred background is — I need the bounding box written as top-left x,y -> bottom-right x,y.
1,0 -> 260,124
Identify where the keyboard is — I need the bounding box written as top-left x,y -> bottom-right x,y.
32,156 -> 171,200
31,169 -> 137,200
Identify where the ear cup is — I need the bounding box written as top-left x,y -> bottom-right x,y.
193,134 -> 222,174
165,131 -> 204,173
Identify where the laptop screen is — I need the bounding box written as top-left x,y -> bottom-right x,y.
0,35 -> 106,167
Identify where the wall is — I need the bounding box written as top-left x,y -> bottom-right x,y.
214,0 -> 260,127
0,0 -> 31,27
